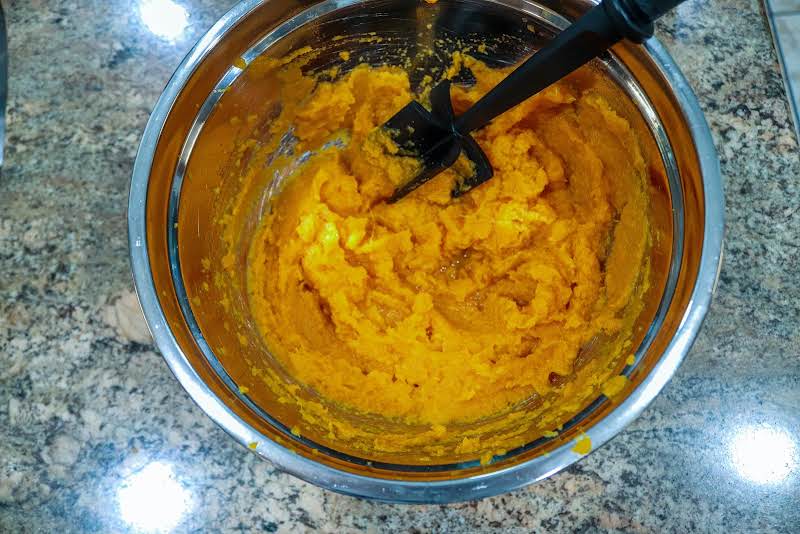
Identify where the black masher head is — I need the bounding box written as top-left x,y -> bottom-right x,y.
384,81 -> 492,203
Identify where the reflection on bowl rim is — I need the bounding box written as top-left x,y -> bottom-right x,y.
128,0 -> 724,503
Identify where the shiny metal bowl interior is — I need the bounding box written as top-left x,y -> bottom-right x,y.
129,0 -> 723,502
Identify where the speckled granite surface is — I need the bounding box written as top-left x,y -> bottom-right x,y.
1,0 -> 798,532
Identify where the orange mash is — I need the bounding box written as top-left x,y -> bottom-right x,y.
245,55 -> 649,428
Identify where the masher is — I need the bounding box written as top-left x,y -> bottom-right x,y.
384,0 -> 685,202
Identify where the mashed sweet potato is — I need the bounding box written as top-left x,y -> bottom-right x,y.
245,55 -> 649,428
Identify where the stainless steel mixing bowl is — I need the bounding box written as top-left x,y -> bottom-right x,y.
128,0 -> 724,502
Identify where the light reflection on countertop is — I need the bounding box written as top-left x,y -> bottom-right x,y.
0,0 -> 798,531
140,0 -> 189,41
729,424 -> 797,485
117,462 -> 193,532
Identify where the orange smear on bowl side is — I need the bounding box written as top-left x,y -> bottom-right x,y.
244,57 -> 650,431
572,433 -> 592,455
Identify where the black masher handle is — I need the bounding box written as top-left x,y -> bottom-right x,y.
453,0 -> 685,134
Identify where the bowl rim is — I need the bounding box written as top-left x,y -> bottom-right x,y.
128,0 -> 724,503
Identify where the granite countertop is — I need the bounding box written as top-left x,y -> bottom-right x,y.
1,0 -> 799,532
